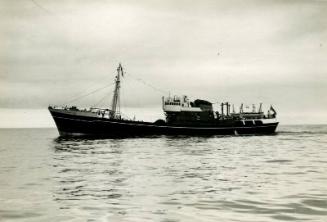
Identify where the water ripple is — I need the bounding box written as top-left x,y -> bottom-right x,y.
0,126 -> 326,221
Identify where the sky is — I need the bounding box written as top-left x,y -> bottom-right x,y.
0,0 -> 326,127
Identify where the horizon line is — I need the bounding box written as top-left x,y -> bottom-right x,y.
1,123 -> 327,129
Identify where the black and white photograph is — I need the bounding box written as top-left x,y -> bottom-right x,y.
0,0 -> 326,221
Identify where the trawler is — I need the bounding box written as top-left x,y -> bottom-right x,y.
49,64 -> 278,137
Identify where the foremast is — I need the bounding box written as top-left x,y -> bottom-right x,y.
110,63 -> 124,119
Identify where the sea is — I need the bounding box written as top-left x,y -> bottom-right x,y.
0,125 -> 326,222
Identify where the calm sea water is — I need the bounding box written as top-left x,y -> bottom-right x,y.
0,125 -> 326,222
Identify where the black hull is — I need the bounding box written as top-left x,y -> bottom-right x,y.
49,108 -> 278,137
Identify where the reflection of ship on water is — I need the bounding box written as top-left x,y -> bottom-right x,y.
49,64 -> 278,137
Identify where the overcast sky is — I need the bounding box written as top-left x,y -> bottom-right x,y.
0,0 -> 326,127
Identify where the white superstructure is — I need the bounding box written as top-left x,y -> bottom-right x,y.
162,95 -> 202,112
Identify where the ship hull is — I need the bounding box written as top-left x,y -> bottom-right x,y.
49,108 -> 278,137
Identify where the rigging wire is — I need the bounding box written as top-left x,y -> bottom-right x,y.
124,71 -> 209,100
118,76 -> 131,120
30,0 -> 53,14
63,74 -> 113,103
124,72 -> 169,95
62,82 -> 115,106
91,90 -> 113,108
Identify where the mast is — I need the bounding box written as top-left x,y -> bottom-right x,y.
110,63 -> 124,119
